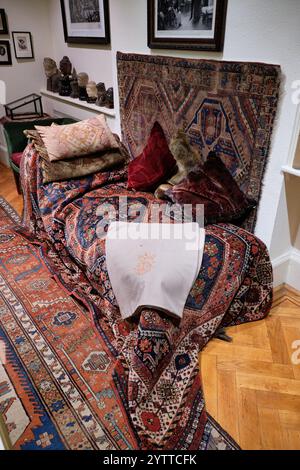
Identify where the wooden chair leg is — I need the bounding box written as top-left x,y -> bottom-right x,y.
13,170 -> 22,195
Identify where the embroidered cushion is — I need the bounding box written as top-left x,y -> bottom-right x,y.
40,150 -> 126,183
35,115 -> 119,162
127,122 -> 177,192
167,152 -> 256,225
25,129 -> 128,183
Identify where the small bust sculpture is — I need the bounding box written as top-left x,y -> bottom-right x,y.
70,68 -> 79,99
59,56 -> 72,77
78,72 -> 89,101
105,87 -> 114,109
58,56 -> 72,97
96,82 -> 106,107
43,58 -> 60,93
86,81 -> 98,103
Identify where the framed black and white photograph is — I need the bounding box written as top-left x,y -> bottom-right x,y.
148,0 -> 228,51
12,32 -> 34,59
0,9 -> 8,35
0,41 -> 12,65
60,0 -> 110,45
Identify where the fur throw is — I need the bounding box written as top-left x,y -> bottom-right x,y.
155,130 -> 202,199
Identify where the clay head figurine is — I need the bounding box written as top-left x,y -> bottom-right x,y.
96,82 -> 106,107
105,87 -> 114,109
43,58 -> 61,93
78,72 -> 89,101
59,56 -> 72,77
44,58 -> 58,78
78,72 -> 89,87
70,68 -> 79,99
86,81 -> 98,103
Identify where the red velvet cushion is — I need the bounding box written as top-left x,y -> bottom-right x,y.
127,122 -> 177,192
11,152 -> 24,167
167,152 -> 256,226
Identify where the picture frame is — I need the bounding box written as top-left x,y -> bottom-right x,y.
12,32 -> 34,60
0,41 -> 12,66
60,0 -> 110,45
0,9 -> 8,35
148,0 -> 228,52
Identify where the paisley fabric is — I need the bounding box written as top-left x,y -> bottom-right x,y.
19,144 -> 273,450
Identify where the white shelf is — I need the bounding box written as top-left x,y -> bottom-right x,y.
282,165 -> 300,177
40,89 -> 116,118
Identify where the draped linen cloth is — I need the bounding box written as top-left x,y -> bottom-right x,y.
106,222 -> 205,319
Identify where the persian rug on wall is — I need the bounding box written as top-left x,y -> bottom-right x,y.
117,52 -> 281,233
0,196 -> 238,450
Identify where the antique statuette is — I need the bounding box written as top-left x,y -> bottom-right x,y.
78,72 -> 89,101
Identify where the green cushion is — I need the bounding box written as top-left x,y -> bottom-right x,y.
3,117 -> 77,155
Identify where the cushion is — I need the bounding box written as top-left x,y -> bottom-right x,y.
127,122 -> 177,192
11,152 -> 24,167
35,115 -> 119,162
41,150 -> 127,184
25,129 -> 128,183
167,152 -> 256,225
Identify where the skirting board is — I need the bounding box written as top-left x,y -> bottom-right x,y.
272,248 -> 300,290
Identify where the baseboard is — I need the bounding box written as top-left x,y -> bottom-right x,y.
272,252 -> 291,288
287,249 -> 300,291
272,249 -> 300,291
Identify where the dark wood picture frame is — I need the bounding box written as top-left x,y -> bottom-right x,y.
0,9 -> 8,35
60,0 -> 111,45
12,32 -> 34,60
148,0 -> 228,52
0,40 -> 12,66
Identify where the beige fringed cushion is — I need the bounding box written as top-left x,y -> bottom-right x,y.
24,129 -> 128,183
35,115 -> 119,162
41,150 -> 126,183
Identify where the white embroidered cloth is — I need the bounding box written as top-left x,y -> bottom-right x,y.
106,222 -> 205,319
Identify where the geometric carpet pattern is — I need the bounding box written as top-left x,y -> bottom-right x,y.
201,285 -> 300,450
117,52 -> 281,233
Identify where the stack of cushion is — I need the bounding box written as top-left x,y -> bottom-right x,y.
26,115 -> 128,183
127,121 -> 256,226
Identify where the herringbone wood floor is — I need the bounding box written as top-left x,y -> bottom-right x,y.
1,163 -> 300,450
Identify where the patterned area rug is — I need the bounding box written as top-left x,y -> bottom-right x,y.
0,197 -> 239,450
117,52 -> 281,233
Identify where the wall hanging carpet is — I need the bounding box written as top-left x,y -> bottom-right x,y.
117,52 -> 281,233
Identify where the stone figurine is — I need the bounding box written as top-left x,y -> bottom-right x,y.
96,82 -> 106,107
78,72 -> 89,101
59,56 -> 72,76
86,81 -> 98,103
43,58 -> 60,93
59,56 -> 72,97
105,87 -> 114,109
70,68 -> 79,99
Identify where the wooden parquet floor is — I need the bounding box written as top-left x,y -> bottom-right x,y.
1,163 -> 300,450
201,286 -> 300,450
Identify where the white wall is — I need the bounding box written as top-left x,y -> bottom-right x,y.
0,0 -> 52,106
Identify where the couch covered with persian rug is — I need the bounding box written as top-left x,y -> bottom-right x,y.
0,53 -> 281,450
